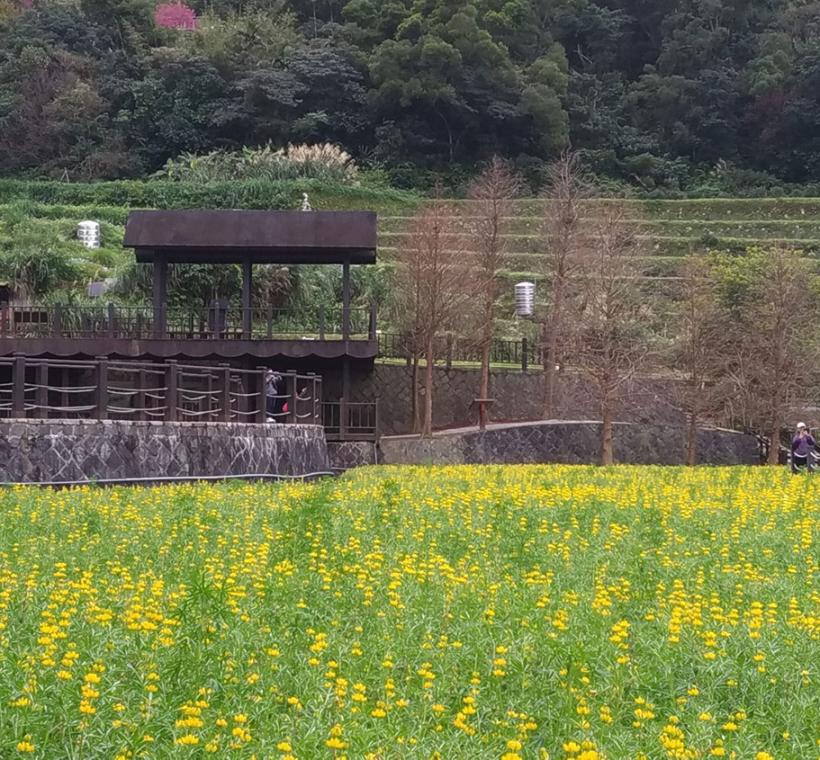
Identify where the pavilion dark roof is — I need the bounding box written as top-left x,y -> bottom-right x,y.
124,209 -> 377,265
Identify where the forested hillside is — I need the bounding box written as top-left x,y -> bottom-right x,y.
3,0 -> 820,192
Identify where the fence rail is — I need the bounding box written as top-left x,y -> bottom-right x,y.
377,333 -> 539,371
0,304 -> 377,342
0,355 -> 323,426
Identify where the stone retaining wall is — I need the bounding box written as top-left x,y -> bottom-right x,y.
352,364 -> 685,435
378,422 -> 759,466
0,419 -> 329,484
326,441 -> 379,471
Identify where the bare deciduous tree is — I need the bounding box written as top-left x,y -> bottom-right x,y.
540,151 -> 589,418
674,255 -> 727,465
392,194 -> 474,437
574,202 -> 650,465
731,248 -> 818,464
466,157 -> 522,430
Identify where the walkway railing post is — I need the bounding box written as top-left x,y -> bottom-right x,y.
288,370 -> 297,424
96,356 -> 109,420
255,366 -> 267,423
36,362 -> 48,419
165,360 -> 178,422
220,364 -> 232,422
53,304 -> 63,337
107,303 -> 116,338
136,368 -> 146,422
318,305 -> 326,341
522,337 -> 529,373
340,397 -> 348,440
12,353 -> 26,417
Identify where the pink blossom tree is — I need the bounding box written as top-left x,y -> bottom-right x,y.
153,2 -> 198,30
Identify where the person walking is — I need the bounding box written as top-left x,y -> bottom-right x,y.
791,422 -> 816,473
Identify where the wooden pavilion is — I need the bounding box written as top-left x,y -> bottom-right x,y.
0,209 -> 380,437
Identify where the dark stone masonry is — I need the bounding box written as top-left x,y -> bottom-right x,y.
349,364 -> 686,436
378,422 -> 759,467
0,419 -> 329,484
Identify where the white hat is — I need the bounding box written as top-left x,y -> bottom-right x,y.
797,422 -> 807,429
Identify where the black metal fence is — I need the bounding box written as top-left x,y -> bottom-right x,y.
377,333 -> 539,371
0,304 -> 376,342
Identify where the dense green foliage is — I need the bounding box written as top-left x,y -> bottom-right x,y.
5,0 -> 820,191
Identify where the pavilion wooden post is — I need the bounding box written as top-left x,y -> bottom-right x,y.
242,257 -> 252,339
152,252 -> 167,338
342,258 -> 351,340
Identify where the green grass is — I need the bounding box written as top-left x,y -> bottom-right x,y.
0,466 -> 817,759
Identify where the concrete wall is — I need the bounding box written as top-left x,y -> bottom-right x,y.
378,422 -> 759,466
0,419 -> 329,484
352,364 -> 685,435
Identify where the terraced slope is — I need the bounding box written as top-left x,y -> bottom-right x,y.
378,198 -> 820,285
4,196 -> 820,292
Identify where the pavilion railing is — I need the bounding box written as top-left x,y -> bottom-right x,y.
0,355 -> 324,426
0,304 -> 377,342
322,400 -> 379,441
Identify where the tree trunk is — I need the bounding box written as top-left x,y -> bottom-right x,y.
543,276 -> 565,418
423,339 -> 434,437
601,398 -> 614,466
767,419 -> 781,466
411,354 -> 420,434
686,409 -> 698,466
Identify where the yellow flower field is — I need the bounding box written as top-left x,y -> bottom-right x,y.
0,466 -> 817,759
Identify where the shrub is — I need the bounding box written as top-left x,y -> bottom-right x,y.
154,143 -> 359,185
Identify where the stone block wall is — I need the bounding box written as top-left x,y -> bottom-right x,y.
378,422 -> 759,467
326,441 -> 379,471
353,364 -> 685,435
0,419 -> 329,484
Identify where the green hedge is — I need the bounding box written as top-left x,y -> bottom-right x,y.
0,179 -> 420,216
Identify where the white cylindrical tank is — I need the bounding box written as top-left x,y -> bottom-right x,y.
514,281 -> 535,317
77,220 -> 101,249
